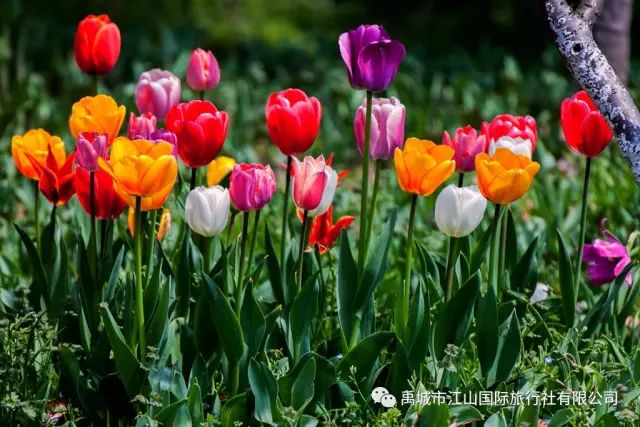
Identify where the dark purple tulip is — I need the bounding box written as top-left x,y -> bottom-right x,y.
338,24 -> 406,92
583,218 -> 632,286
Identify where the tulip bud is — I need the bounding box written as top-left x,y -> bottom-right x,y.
354,96 -> 405,159
483,114 -> 537,151
435,185 -> 487,238
229,164 -> 277,212
135,69 -> 181,119
157,209 -> 172,241
185,186 -> 231,237
488,136 -> 532,159
442,125 -> 488,172
561,90 -> 613,157
207,156 -> 236,186
291,155 -> 338,216
128,113 -> 157,139
186,48 -> 221,92
73,15 -> 121,75
75,132 -> 108,171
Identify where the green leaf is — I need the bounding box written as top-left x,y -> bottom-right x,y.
187,379 -> 203,426
505,209 -> 519,271
547,408 -> 573,427
450,405 -> 483,425
248,358 -> 280,425
581,265 -> 631,339
470,224 -> 492,274
510,237 -> 538,292
415,404 -> 449,427
406,281 -> 431,370
484,412 -> 508,427
203,273 -> 245,361
415,240 -> 442,296
241,281 -> 266,357
221,393 -> 249,427
58,345 -> 99,419
336,331 -> 394,390
291,358 -> 316,410
289,273 -> 319,361
146,277 -> 170,349
476,286 -> 498,379
264,224 -> 284,304
193,290 -> 218,360
488,309 -> 521,386
337,230 -> 358,348
155,399 -> 187,425
14,224 -> 47,309
278,353 -> 335,409
556,229 -> 575,326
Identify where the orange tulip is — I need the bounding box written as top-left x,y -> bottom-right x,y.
98,137 -> 177,211
11,129 -> 66,180
393,138 -> 456,196
128,207 -> 171,241
69,95 -> 126,142
475,148 -> 540,205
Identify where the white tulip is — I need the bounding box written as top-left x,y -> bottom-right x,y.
185,186 -> 230,237
530,282 -> 549,304
488,136 -> 533,158
308,168 -> 338,217
435,185 -> 487,238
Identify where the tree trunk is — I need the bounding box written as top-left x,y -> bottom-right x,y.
593,0 -> 632,84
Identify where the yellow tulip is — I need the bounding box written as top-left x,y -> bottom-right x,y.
69,95 -> 126,142
393,138 -> 456,196
475,148 -> 540,205
11,129 -> 66,180
206,156 -> 236,186
99,137 -> 177,211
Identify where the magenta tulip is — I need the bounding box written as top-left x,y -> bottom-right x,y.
186,48 -> 221,92
229,163 -> 277,212
128,113 -> 157,139
75,132 -> 107,171
442,125 -> 489,172
583,219 -> 632,286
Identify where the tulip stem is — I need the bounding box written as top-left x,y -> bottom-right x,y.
146,209 -> 158,279
297,210 -> 310,292
203,237 -> 213,274
134,196 -> 146,360
235,212 -> 250,315
399,195 -> 418,336
575,157 -> 592,296
445,237 -> 459,300
93,75 -> 98,95
498,204 -> 509,293
357,90 -> 374,273
280,156 -> 292,274
33,181 -> 40,253
488,204 -> 502,296
190,167 -> 198,190
199,91 -> 204,101
89,171 -> 97,276
365,160 -> 381,258
245,210 -> 261,284
458,172 -> 464,187
226,210 -> 237,247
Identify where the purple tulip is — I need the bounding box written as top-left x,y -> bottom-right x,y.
186,48 -> 221,92
128,112 -> 157,139
229,163 -> 277,212
583,218 -> 632,286
149,129 -> 178,156
135,69 -> 181,119
75,132 -> 107,171
338,24 -> 406,92
354,96 -> 405,159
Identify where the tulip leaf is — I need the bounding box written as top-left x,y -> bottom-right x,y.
336,331 -> 394,391
337,230 -> 358,349
487,309 -> 521,386
470,224 -> 493,274
203,273 -> 245,362
187,379 -> 203,426
288,272 -> 320,362
406,280 -> 431,370
415,404 -> 450,427
248,358 -> 281,425
264,224 -> 284,304
415,241 -> 443,299
476,285 -> 498,380
241,280 -> 266,358
556,229 -> 575,327
291,357 -> 316,410
146,276 -> 170,349
505,209 -> 519,271
193,288 -> 218,360
175,232 -> 193,318
221,393 -> 250,426
103,245 -> 125,305
278,353 -> 335,410
485,412 -> 508,427
580,265 -> 631,339
510,237 -> 539,292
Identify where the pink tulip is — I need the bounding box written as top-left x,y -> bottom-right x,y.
75,132 -> 107,171
583,218 -> 632,286
135,69 -> 181,119
186,48 -> 221,92
354,96 -> 405,159
291,155 -> 338,216
229,164 -> 277,212
128,113 -> 157,139
442,125 -> 488,172
483,114 -> 537,151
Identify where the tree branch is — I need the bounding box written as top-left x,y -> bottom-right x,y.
545,0 -> 640,183
576,0 -> 604,25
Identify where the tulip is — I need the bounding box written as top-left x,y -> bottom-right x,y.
75,132 -> 108,171
98,137 -> 178,212
475,148 -> 540,205
583,219 -> 632,286
135,69 -> 181,119
338,24 -> 406,92
435,185 -> 487,238
488,136 -> 533,159
207,156 -> 236,186
12,129 -> 66,181
186,48 -> 221,92
265,88 -> 322,156
73,14 -> 120,76
530,283 -> 549,304
393,138 -> 456,197
483,114 -> 537,151
354,96 -> 405,159
561,90 -> 613,157
128,113 -> 157,140
74,167 -> 126,219
148,130 -> 178,156
306,205 -> 355,254
442,125 -> 488,173
229,164 -> 277,212
166,100 -> 229,168
291,155 -> 338,217
27,146 -> 75,205
157,209 -> 172,241
185,186 -> 230,237
69,95 -> 126,142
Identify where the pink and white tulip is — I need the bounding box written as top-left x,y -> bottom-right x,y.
354,96 -> 405,159
291,155 -> 338,216
135,69 -> 181,119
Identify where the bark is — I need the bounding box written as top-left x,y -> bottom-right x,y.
594,0 -> 632,84
545,0 -> 640,183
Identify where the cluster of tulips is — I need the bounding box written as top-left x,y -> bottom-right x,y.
10,14 -> 628,365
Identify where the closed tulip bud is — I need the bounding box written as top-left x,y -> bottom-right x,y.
73,14 -> 121,75
561,90 -> 613,157
229,164 -> 277,212
135,69 -> 181,119
488,136 -> 533,159
354,96 -> 405,159
207,156 -> 236,186
157,209 -> 172,241
128,113 -> 157,139
442,125 -> 488,172
75,167 -> 126,219
186,48 -> 221,92
483,114 -> 538,151
69,95 -> 126,143
583,218 -> 632,286
435,185 -> 487,237
291,155 -> 338,216
75,132 -> 108,171
185,186 -> 230,237
393,138 -> 456,197
266,89 -> 322,156
475,148 -> 540,205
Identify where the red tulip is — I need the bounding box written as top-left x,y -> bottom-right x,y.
74,167 -> 127,219
166,100 -> 229,168
483,114 -> 537,151
561,90 -> 613,157
265,88 -> 322,156
307,205 -> 355,254
73,15 -> 121,76
27,147 -> 76,205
